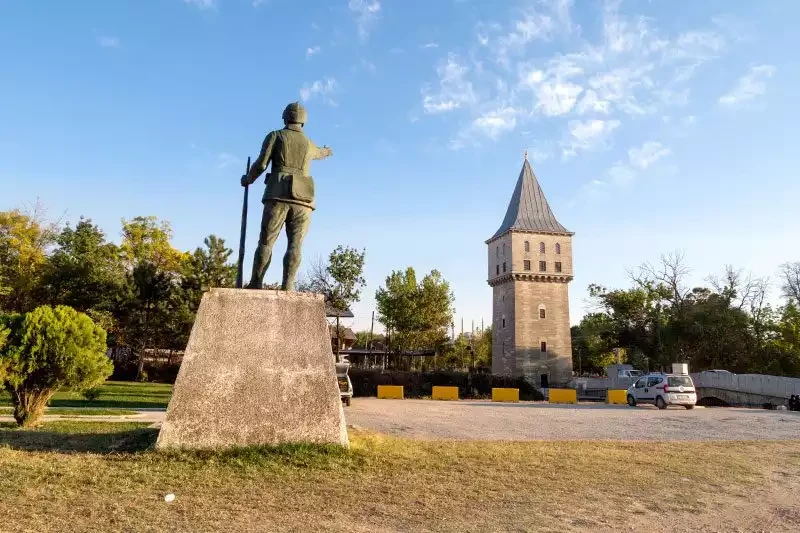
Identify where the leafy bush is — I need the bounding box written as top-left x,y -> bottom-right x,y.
82,387 -> 102,402
0,305 -> 113,427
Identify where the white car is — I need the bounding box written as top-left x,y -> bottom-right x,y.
626,373 -> 697,410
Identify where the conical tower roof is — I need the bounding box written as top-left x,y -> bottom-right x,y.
487,158 -> 572,242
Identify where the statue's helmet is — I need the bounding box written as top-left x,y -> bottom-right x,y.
282,102 -> 307,125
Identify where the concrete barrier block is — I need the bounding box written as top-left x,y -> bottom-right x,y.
607,389 -> 628,404
431,386 -> 459,401
549,388 -> 577,404
492,388 -> 519,403
377,385 -> 404,399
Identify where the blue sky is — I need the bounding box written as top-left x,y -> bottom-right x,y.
1,0 -> 798,334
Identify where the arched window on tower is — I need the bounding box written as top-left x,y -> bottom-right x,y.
496,246 -> 499,258
539,241 -> 545,253
502,242 -> 506,256
524,240 -> 530,252
555,243 -> 561,255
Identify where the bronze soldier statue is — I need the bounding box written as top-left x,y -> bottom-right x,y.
240,102 -> 333,290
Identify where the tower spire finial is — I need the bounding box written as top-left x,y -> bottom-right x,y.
524,148 -> 528,161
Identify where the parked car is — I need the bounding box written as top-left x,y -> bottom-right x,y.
626,373 -> 697,410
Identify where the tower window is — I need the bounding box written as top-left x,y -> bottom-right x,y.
502,317 -> 506,328
523,260 -> 531,271
496,265 -> 499,275
539,261 -> 546,272
539,242 -> 545,253
524,241 -> 530,252
539,308 -> 546,319
503,262 -> 506,273
502,243 -> 506,256
555,262 -> 562,273
540,341 -> 547,352
555,243 -> 561,255
496,246 -> 499,258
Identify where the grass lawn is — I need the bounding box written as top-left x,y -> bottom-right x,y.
0,381 -> 172,410
1,421 -> 799,532
0,407 -> 138,416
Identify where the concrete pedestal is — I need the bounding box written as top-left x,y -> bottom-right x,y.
156,288 -> 348,449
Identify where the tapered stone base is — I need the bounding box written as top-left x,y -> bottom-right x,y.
156,288 -> 348,449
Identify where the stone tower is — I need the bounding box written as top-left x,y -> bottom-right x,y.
486,156 -> 574,386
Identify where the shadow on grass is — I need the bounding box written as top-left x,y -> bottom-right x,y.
0,421 -> 367,469
0,422 -> 158,454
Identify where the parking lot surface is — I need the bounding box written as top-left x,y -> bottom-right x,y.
345,399 -> 800,441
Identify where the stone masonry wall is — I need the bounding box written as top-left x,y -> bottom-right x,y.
492,281 -> 516,376
513,280 -> 572,385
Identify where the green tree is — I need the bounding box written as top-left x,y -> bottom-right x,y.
571,313 -> 618,374
120,216 -> 187,271
117,217 -> 186,379
0,305 -> 112,427
41,217 -> 125,315
122,262 -> 176,380
0,207 -> 57,313
375,267 -> 454,356
301,245 -> 366,312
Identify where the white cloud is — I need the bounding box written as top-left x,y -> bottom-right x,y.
521,56 -> 586,116
306,46 -> 321,59
348,0 -> 381,41
561,119 -> 620,157
421,42 -> 439,49
184,0 -> 215,9
98,36 -> 119,48
471,107 -> 517,139
299,77 -> 337,105
719,64 -> 776,107
419,0 -> 739,154
575,89 -> 610,114
628,141 -> 671,169
422,55 -> 476,114
608,162 -> 636,186
598,140 -> 671,190
484,1 -> 574,65
533,81 -> 583,116
217,152 -> 241,170
588,65 -> 656,115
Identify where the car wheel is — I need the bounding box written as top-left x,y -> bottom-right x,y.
627,395 -> 636,407
656,396 -> 667,410
684,404 -> 694,410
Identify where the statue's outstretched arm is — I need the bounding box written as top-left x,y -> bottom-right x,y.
311,142 -> 333,160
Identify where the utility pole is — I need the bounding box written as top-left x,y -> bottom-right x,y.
461,317 -> 464,337
368,310 -> 375,368
470,319 -> 475,370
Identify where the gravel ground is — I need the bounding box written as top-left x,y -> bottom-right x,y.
345,399 -> 800,441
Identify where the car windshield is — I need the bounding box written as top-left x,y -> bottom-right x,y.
668,376 -> 693,387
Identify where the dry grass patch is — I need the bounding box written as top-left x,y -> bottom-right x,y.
0,422 -> 798,532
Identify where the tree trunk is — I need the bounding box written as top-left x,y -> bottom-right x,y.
13,389 -> 55,428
